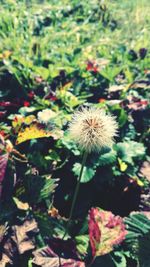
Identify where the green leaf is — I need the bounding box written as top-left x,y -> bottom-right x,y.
115,141 -> 145,164
125,213 -> 150,237
33,66 -> 49,79
34,212 -> 53,238
100,66 -> 122,82
28,258 -> 33,267
19,106 -> 37,115
40,178 -> 57,201
60,134 -> 80,156
97,149 -> 117,166
139,230 -> 150,267
75,235 -> 89,256
125,213 -> 150,266
110,105 -> 128,128
118,108 -> 128,127
112,251 -> 127,267
72,163 -> 96,183
24,174 -> 58,204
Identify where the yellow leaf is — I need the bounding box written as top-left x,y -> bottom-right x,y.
24,115 -> 36,125
13,197 -> 29,210
3,50 -> 12,58
118,158 -> 128,172
5,140 -> 13,153
16,123 -> 51,145
12,115 -> 24,130
137,179 -> 144,187
60,82 -> 72,92
133,176 -> 144,187
12,115 -> 36,134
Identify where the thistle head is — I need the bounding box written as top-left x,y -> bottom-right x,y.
68,107 -> 118,153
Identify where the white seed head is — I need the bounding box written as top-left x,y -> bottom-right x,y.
68,107 -> 118,153
37,109 -> 56,124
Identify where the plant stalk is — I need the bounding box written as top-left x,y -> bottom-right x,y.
62,151 -> 88,239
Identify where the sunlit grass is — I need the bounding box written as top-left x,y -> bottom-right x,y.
0,0 -> 149,78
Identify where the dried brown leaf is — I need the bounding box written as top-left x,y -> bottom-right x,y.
33,246 -> 85,267
0,224 -> 8,243
12,219 -> 39,254
140,161 -> 150,181
0,219 -> 39,266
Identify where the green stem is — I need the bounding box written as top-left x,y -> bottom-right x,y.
62,151 -> 88,239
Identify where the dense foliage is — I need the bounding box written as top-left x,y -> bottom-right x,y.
0,0 -> 150,266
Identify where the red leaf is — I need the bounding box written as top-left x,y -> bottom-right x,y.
127,100 -> 148,110
88,208 -> 127,257
28,91 -> 35,99
0,101 -> 19,107
0,138 -> 14,198
88,208 -> 101,257
0,153 -> 9,196
0,111 -> 7,118
86,61 -> 98,73
23,101 -> 30,107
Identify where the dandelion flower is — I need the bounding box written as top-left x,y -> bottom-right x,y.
68,107 -> 118,153
37,109 -> 56,125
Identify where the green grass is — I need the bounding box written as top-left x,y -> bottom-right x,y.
109,0 -> 150,48
0,0 -> 150,60
0,0 -> 150,90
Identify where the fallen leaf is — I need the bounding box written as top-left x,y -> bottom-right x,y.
127,99 -> 148,110
48,207 -> 59,218
13,197 -> 30,210
108,84 -> 124,92
140,161 -> 150,181
88,208 -> 127,257
129,80 -> 150,89
0,224 -> 8,243
0,219 -> 39,266
12,219 -> 39,254
0,238 -> 14,267
33,246 -> 85,267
